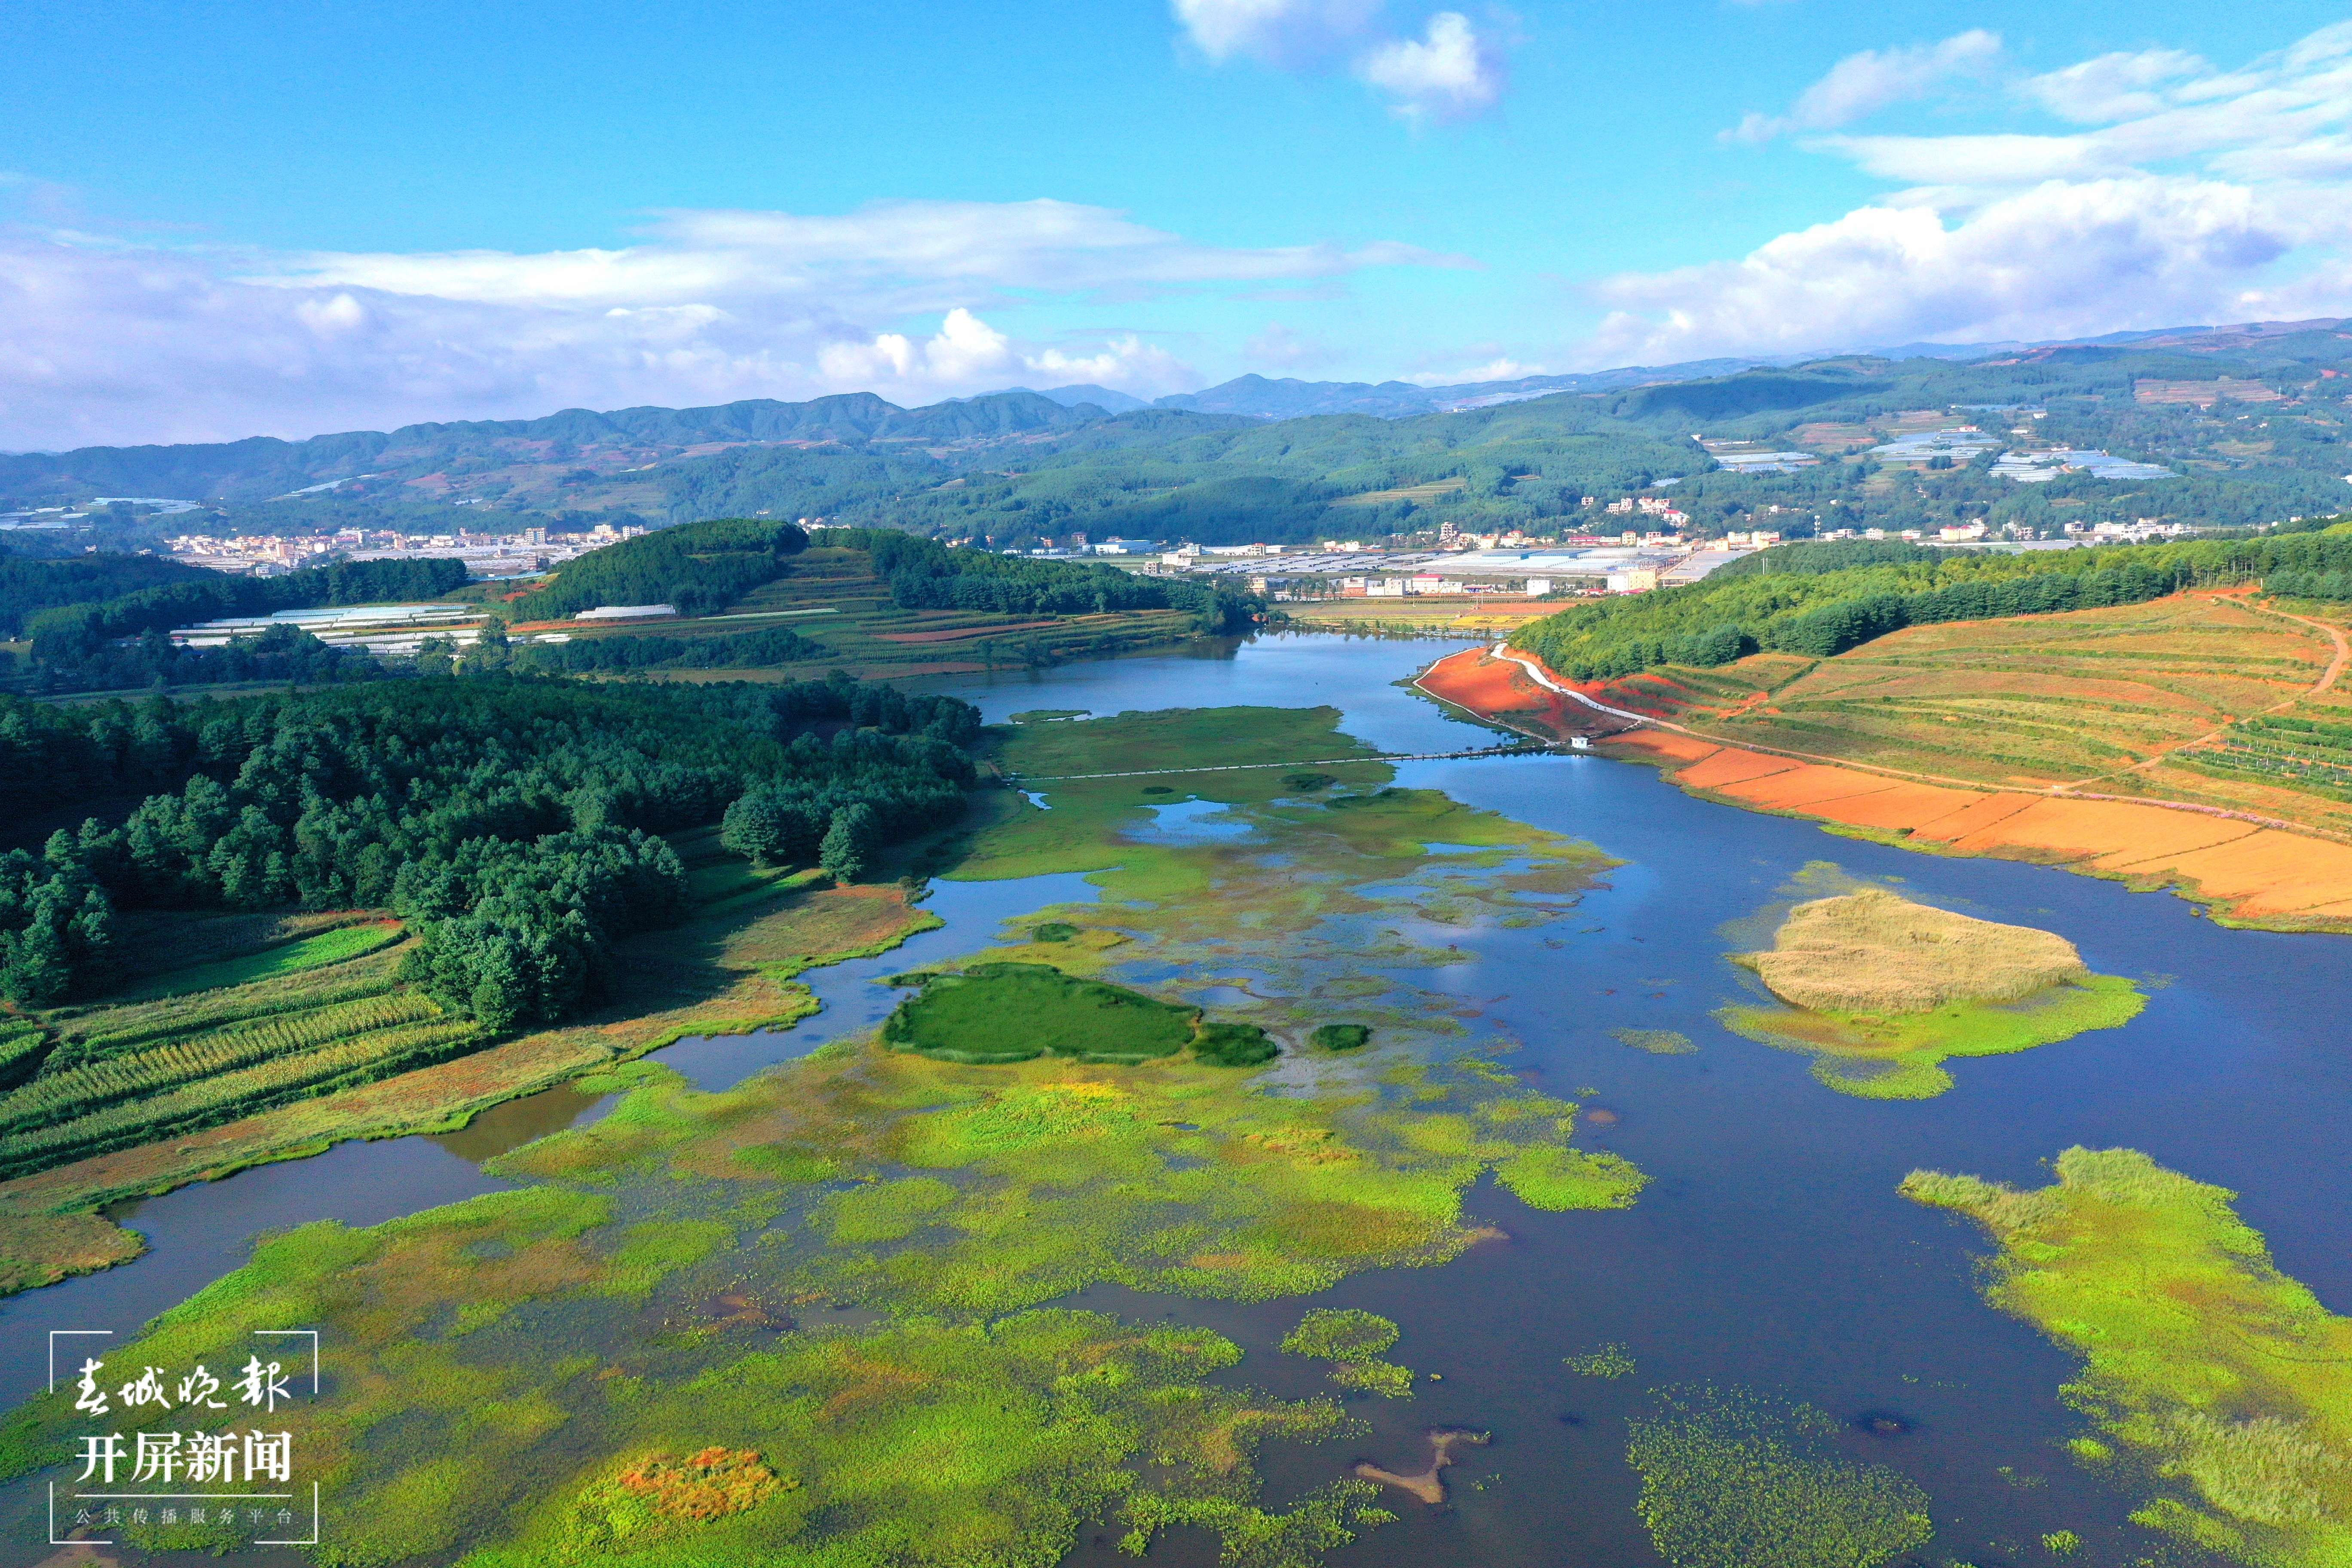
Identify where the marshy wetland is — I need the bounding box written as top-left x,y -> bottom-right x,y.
3,631 -> 2348,1568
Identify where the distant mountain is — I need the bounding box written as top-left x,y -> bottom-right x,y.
1151,361 -> 1783,420
1024,384 -> 1153,413
0,390 -> 1107,504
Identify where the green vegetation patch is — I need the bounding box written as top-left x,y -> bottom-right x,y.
1282,1308 -> 1400,1363
1311,1023 -> 1372,1052
881,962 -> 1198,1064
1565,1343 -> 1636,1378
1194,1020 -> 1279,1066
1902,1147 -> 2352,1567
1625,1385 -> 1935,1568
110,919 -> 403,1002
1283,1309 -> 1416,1401
1723,890 -> 2144,1098
1611,1027 -> 1697,1055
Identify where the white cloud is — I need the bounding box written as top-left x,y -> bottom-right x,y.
1732,30 -> 2001,143
1581,176 -> 2301,364
1601,19 -> 2352,366
1171,0 -> 1510,121
1170,0 -> 1381,66
0,196 -> 1457,448
1357,12 -> 1504,122
2023,48 -> 2211,125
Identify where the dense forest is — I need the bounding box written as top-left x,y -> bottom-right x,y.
0,674 -> 981,1026
1511,527 -> 2352,679
0,551 -> 211,639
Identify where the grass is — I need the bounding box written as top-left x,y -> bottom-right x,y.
1625,1386 -> 1934,1568
1721,889 -> 2145,1099
1746,888 -> 2089,1014
107,918 -> 403,1002
1903,1148 -> 2352,1568
882,962 -> 1199,1064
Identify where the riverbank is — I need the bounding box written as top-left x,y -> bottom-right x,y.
1417,644 -> 2352,934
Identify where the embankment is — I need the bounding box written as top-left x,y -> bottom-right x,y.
1417,646 -> 2352,933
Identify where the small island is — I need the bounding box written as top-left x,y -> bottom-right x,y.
1722,888 -> 2144,1098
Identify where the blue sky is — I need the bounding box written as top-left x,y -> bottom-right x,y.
5,0 -> 2351,446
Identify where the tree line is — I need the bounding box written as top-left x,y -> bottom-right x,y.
0,674 -> 981,1027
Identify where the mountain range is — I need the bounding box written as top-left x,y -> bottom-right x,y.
4,318 -> 2349,516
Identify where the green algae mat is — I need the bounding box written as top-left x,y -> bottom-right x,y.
0,704 -> 1646,1568
1905,1147 -> 2352,1568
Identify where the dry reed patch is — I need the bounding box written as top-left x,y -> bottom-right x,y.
1747,890 -> 2086,1014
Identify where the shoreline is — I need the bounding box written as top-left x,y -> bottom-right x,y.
1416,645 -> 2352,935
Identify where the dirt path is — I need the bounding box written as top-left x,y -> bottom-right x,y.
2057,596 -> 2350,790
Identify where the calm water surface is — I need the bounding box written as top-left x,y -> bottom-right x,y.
11,632 -> 2343,1568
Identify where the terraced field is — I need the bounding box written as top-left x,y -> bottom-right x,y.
527,545 -> 1201,681
0,936 -> 474,1180
1590,594 -> 2331,795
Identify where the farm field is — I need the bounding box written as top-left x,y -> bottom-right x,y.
1585,592 -> 2336,799
0,824 -> 943,1294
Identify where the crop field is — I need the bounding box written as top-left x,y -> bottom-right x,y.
0,826 -> 947,1293
1588,594 -> 2333,796
536,546 -> 1200,681
0,938 -> 469,1180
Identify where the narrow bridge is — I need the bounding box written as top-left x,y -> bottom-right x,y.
1008,741 -> 1562,783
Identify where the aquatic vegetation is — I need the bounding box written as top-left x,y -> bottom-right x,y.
1311,1024 -> 1372,1051
1724,889 -> 2144,1099
1282,1309 -> 1415,1398
1283,1309 -> 1401,1362
1902,1147 -> 2352,1567
1029,921 -> 1078,943
1565,1343 -> 1636,1378
1119,1480 -> 1394,1566
1610,1027 -> 1697,1055
881,962 -> 1197,1063
1624,1386 -> 1934,1568
2042,1528 -> 2082,1556
1494,1144 -> 1649,1209
1329,1360 -> 1417,1397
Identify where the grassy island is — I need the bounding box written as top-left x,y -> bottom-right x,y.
1904,1148 -> 2352,1568
1721,888 -> 2144,1097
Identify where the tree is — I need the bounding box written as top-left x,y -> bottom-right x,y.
820,803 -> 874,883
